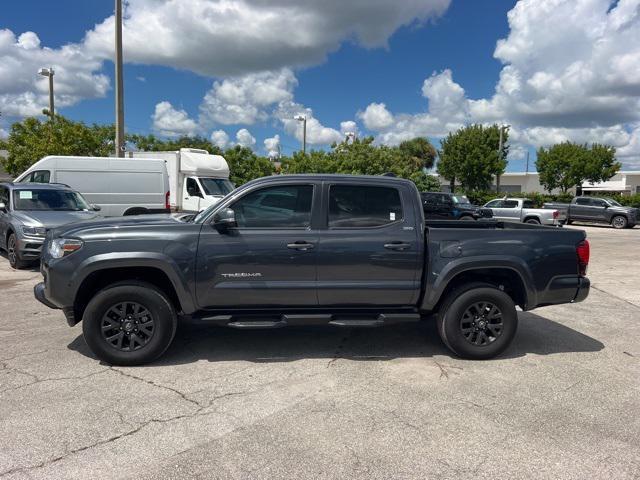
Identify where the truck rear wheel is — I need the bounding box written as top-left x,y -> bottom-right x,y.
437,283 -> 518,360
82,282 -> 177,366
524,217 -> 540,224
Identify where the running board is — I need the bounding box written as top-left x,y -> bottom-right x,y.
197,312 -> 420,328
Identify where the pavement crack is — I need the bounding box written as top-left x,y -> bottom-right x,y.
0,368 -> 109,394
591,285 -> 640,310
108,367 -> 204,409
433,359 -> 463,380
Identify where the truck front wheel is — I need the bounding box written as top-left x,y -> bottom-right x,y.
437,284 -> 518,360
82,282 -> 177,366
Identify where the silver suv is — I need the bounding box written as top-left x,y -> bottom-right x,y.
0,183 -> 101,269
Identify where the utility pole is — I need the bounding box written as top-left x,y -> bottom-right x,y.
525,150 -> 530,174
496,126 -> 503,194
38,68 -> 55,119
115,0 -> 125,157
294,115 -> 306,154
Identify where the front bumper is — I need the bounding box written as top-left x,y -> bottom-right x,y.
34,281 -> 77,326
17,235 -> 44,260
34,282 -> 58,309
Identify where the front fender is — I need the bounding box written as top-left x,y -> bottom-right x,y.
70,252 -> 197,314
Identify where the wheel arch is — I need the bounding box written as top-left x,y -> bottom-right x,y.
70,254 -> 197,324
421,260 -> 535,313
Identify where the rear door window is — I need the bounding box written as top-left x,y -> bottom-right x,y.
503,200 -> 519,208
329,185 -> 402,228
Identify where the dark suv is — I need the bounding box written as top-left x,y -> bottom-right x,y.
421,192 -> 493,220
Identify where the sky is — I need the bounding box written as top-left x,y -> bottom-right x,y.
1,0 -> 639,171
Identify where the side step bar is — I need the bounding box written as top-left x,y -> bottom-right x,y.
198,312 -> 421,329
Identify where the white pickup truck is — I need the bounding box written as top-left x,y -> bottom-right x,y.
484,198 -> 564,226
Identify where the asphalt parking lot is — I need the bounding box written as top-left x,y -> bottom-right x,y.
0,225 -> 638,480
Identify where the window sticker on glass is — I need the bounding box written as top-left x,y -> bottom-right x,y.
19,191 -> 33,199
390,212 -> 396,221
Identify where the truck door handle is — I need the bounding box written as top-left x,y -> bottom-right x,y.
287,241 -> 315,251
384,242 -> 411,251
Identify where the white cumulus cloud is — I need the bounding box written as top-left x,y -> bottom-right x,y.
0,29 -> 109,117
210,129 -> 230,150
200,68 -> 296,125
358,103 -> 394,131
152,101 -> 199,137
82,0 -> 451,77
236,128 -> 256,148
264,134 -> 281,158
276,101 -> 343,146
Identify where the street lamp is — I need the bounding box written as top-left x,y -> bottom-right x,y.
38,67 -> 55,119
294,114 -> 307,154
496,124 -> 511,193
345,132 -> 356,143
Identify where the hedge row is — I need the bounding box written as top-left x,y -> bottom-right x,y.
460,191 -> 640,209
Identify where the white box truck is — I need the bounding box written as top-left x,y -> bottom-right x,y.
130,148 -> 233,212
14,156 -> 170,216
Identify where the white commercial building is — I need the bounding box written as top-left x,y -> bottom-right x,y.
433,171 -> 640,195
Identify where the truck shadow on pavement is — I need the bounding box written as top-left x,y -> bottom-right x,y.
67,311 -> 604,366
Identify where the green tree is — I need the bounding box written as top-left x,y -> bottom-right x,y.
0,115 -> 115,176
128,134 -> 223,155
437,124 -> 508,192
536,142 -> 620,193
223,145 -> 275,186
398,137 -> 437,170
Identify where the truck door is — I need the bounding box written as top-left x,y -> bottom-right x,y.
571,197 -> 592,220
183,177 -> 203,212
316,182 -> 422,306
195,182 -> 319,307
500,200 -> 521,222
589,198 -> 609,222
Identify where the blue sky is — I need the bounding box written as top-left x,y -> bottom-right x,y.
1,0 -> 639,170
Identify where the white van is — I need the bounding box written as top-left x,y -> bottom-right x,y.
14,156 -> 170,217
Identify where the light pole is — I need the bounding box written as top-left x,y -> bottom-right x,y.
114,0 -> 125,157
345,132 -> 356,143
294,114 -> 306,154
38,67 -> 55,119
496,124 -> 510,193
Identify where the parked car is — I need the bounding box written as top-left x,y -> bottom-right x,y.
0,183 -> 101,269
131,149 -> 234,213
35,174 -> 590,365
14,156 -> 170,216
484,198 -> 563,225
543,196 -> 637,229
421,192 -> 493,220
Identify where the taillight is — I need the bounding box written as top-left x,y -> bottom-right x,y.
552,210 -> 559,219
576,240 -> 590,276
165,191 -> 170,210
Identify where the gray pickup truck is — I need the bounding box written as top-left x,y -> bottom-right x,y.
35,175 -> 591,365
544,196 -> 637,229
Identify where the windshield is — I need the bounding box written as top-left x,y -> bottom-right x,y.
451,195 -> 471,205
13,189 -> 90,211
199,178 -> 234,196
605,198 -> 621,206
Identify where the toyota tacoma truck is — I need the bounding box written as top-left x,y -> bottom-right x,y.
34,175 -> 591,365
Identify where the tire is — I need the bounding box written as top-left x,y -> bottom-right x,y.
82,282 -> 177,365
566,219 -> 573,225
459,215 -> 475,221
436,283 -> 518,360
611,215 -> 627,229
524,218 -> 541,224
7,233 -> 27,270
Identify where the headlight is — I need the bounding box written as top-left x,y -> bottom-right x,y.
22,226 -> 47,237
48,238 -> 83,259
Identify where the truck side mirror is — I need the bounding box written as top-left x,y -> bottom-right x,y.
213,208 -> 237,231
92,204 -> 102,211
